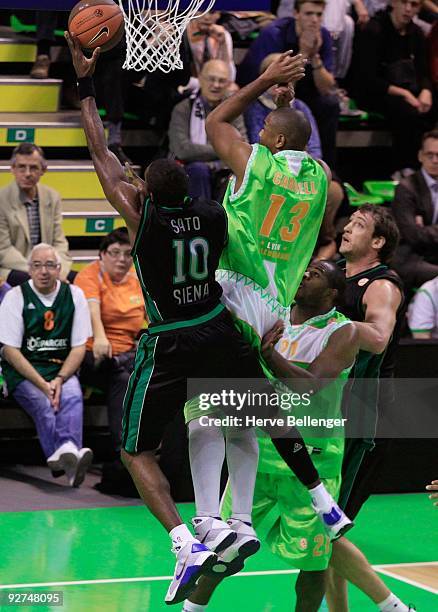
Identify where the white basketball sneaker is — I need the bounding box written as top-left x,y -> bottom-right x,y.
72,447 -> 93,487
211,518 -> 260,577
313,501 -> 353,540
191,516 -> 237,553
165,540 -> 217,605
47,441 -> 78,478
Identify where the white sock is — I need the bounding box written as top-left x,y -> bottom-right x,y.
226,427 -> 258,521
232,513 -> 252,524
188,418 -> 225,517
169,524 -> 195,553
308,482 -> 334,513
378,593 -> 409,611
182,601 -> 207,611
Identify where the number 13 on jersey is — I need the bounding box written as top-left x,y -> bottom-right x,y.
260,195 -> 310,242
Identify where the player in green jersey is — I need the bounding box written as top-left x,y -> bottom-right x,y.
183,261 -> 359,612
185,52 -> 351,573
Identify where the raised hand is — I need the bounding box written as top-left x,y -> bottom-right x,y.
273,83 -> 295,108
262,51 -> 307,88
64,31 -> 100,78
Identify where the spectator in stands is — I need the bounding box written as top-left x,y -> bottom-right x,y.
30,11 -> 61,79
0,243 -> 92,487
350,0 -> 435,176
0,144 -> 72,286
245,53 -> 344,259
168,59 -> 247,200
408,275 -> 438,337
185,11 -> 236,89
277,0 -> 362,78
392,130 -> 438,287
238,0 -> 340,169
74,228 -> 145,464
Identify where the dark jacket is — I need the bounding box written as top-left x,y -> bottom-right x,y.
392,170 -> 438,265
351,9 -> 431,105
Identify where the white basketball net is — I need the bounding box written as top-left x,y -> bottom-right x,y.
118,0 -> 215,73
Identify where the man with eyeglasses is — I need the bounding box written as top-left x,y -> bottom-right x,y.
74,228 -> 146,494
168,59 -> 247,201
392,130 -> 438,289
0,143 -> 72,287
0,243 -> 93,487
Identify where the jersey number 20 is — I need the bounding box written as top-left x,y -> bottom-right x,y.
173,238 -> 209,284
260,195 -> 310,242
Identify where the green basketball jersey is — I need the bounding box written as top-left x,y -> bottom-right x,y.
2,282 -> 75,393
218,144 -> 327,308
258,308 -> 353,479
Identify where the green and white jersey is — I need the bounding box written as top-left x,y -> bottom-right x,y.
218,143 -> 327,338
258,308 -> 353,479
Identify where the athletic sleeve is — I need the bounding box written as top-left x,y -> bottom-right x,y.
70,285 -> 93,347
407,286 -> 437,333
0,287 -> 24,348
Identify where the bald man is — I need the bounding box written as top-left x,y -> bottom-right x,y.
168,59 -> 248,201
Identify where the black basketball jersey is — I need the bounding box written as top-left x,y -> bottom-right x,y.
132,196 -> 227,324
338,262 -> 405,380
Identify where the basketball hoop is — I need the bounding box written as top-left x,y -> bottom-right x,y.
118,0 -> 215,73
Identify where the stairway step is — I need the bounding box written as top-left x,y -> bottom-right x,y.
0,161 -> 140,200
63,206 -> 125,237
62,199 -> 116,214
0,37 -> 36,63
0,112 -> 87,147
0,112 -> 159,148
71,249 -> 99,271
0,76 -> 62,112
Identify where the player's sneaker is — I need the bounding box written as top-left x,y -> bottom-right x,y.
313,502 -> 353,540
165,540 -> 217,605
191,516 -> 237,554
210,518 -> 260,578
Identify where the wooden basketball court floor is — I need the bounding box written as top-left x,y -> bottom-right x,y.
1,492 -> 437,611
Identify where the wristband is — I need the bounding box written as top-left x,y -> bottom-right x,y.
77,76 -> 96,101
312,62 -> 323,71
56,374 -> 66,383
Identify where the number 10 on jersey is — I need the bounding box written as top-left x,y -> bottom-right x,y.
173,238 -> 210,284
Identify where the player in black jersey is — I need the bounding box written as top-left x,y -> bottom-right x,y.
326,206 -> 414,612
67,35 -> 352,606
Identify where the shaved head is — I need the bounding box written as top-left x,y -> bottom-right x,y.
267,108 -> 311,151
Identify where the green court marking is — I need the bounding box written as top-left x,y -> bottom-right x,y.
0,494 -> 437,611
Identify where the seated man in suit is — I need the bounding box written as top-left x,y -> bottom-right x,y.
392,130 -> 438,289
0,143 -> 72,286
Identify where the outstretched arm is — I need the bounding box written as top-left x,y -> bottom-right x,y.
206,51 -> 307,190
65,33 -> 142,238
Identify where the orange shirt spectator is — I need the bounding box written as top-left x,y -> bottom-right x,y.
74,228 -> 146,469
75,259 -> 144,355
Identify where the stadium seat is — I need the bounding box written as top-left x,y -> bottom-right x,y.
363,180 -> 398,203
343,182 -> 384,207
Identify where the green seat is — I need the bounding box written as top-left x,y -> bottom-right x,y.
344,183 -> 384,207
363,180 -> 398,202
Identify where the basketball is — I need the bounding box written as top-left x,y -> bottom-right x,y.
68,0 -> 124,52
